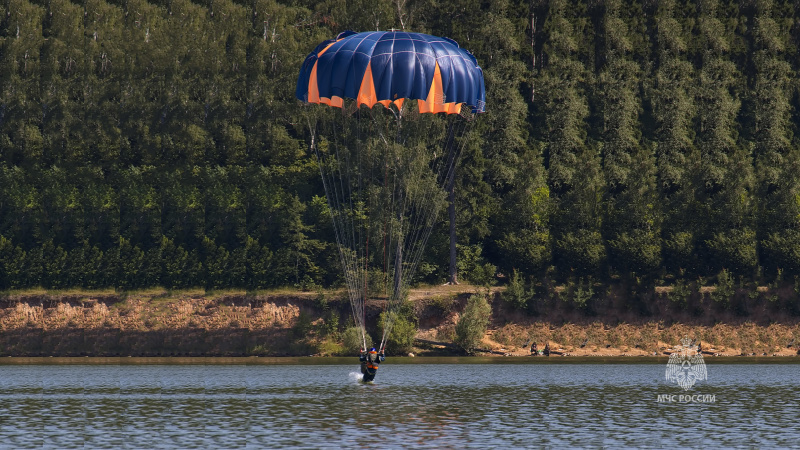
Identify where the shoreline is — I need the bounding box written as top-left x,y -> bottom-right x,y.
1,355 -> 798,365
1,287 -> 798,358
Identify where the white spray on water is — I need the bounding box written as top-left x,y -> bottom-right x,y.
349,372 -> 364,383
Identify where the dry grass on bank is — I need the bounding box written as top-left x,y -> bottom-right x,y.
1,286 -> 799,357
0,289 -> 306,332
486,321 -> 799,357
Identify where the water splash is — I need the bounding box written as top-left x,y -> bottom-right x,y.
348,371 -> 364,383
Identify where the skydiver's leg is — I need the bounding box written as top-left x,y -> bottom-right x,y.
362,367 -> 377,382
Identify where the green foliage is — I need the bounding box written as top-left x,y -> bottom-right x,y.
493,146 -> 551,276
429,295 -> 456,315
503,269 -> 533,310
570,278 -> 595,309
608,230 -> 662,276
555,230 -> 607,276
454,294 -> 491,354
323,310 -> 339,338
379,303 -> 417,355
664,232 -> 696,274
761,230 -> 800,275
291,311 -> 313,339
456,244 -> 497,286
341,326 -> 370,355
0,0 -> 798,295
705,229 -> 757,275
712,269 -> 735,305
668,279 -> 691,307
318,339 -> 345,357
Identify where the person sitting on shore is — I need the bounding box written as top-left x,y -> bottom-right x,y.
359,347 -> 385,382
531,342 -> 538,356
543,342 -> 550,357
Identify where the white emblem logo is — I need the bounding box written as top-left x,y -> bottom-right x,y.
665,337 -> 707,391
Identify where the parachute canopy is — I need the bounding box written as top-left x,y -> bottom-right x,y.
296,30 -> 486,114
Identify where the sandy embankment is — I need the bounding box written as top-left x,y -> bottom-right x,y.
0,284 -> 798,357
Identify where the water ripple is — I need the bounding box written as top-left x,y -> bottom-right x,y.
0,363 -> 798,448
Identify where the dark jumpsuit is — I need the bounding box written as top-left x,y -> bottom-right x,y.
359,351 -> 385,382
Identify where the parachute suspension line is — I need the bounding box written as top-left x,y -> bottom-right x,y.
348,110 -> 368,349
365,106 -> 402,350
297,30 -> 485,354
406,115 -> 471,278
379,106 -> 429,348
385,112 -> 475,348
309,112 -> 361,348
316,105 -> 384,350
378,107 -> 476,350
401,115 -> 460,277
383,158 -> 389,297
334,110 -> 367,348
361,107 -> 376,348
313,100 -> 476,353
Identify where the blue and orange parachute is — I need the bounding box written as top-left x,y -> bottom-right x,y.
296,31 -> 485,114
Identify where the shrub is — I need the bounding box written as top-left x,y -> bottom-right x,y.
454,294 -> 491,353
503,269 -> 531,310
457,244 -> 497,286
379,306 -> 417,355
668,279 -> 690,307
323,310 -> 340,338
571,277 -> 594,308
341,326 -> 371,355
318,340 -> 344,356
291,310 -> 312,338
712,269 -> 734,305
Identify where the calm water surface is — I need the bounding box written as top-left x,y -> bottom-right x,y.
0,358 -> 798,448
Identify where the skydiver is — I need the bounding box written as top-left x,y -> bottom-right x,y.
359,347 -> 385,382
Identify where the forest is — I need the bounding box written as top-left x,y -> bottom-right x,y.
1,0 -> 799,294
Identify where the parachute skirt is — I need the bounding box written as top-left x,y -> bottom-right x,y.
296,30 -> 486,115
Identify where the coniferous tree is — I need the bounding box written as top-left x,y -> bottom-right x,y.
541,0 -> 605,276
2,0 -> 800,290
650,0 -> 700,275
600,0 -> 661,277
750,0 -> 800,275
694,0 -> 756,275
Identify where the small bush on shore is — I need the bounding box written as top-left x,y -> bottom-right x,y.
455,294 -> 491,353
318,340 -> 344,356
379,302 -> 417,355
341,326 -> 371,355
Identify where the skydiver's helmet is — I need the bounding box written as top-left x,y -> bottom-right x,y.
369,348 -> 376,353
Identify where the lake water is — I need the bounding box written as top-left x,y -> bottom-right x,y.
0,357 -> 798,448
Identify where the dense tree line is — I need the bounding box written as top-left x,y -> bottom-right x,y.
1,0 -> 799,291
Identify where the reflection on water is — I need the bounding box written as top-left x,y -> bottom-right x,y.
0,359 -> 798,448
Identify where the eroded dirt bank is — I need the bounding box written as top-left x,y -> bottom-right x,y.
1,285 -> 798,357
